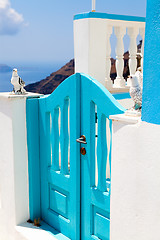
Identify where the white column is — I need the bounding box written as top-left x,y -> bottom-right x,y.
74,18 -> 110,86
114,26 -> 126,88
128,27 -> 139,77
105,26 -> 113,90
139,27 -> 145,73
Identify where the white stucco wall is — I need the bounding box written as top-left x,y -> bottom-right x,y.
74,18 -> 108,86
74,17 -> 145,90
0,93 -> 41,240
110,114 -> 160,240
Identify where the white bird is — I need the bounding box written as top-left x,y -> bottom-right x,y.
129,75 -> 142,110
135,67 -> 143,89
11,68 -> 26,94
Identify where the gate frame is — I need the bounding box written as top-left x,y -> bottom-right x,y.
26,73 -> 125,237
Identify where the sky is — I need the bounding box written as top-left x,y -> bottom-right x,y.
0,0 -> 146,66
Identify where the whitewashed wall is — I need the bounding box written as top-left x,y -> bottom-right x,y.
110,114 -> 160,240
0,93 -> 43,240
74,17 -> 145,91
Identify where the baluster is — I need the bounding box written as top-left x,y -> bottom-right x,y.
139,27 -> 145,73
114,26 -> 126,88
97,110 -> 107,192
128,27 -> 139,80
51,108 -> 60,171
105,26 -> 113,90
60,98 -> 69,175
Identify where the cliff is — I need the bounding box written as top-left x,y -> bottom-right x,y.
25,41 -> 142,94
25,59 -> 74,94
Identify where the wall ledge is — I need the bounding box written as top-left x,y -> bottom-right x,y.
0,92 -> 43,99
110,113 -> 141,124
16,221 -> 70,240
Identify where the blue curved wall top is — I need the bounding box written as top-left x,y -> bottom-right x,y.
74,12 -> 145,22
142,0 -> 160,125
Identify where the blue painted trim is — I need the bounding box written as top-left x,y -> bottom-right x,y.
74,12 -> 145,22
141,0 -> 160,124
112,92 -> 131,100
80,73 -> 126,114
26,98 -> 41,221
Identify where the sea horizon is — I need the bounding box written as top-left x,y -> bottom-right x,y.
0,61 -> 65,92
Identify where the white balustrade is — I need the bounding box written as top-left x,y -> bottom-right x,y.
114,26 -> 126,88
128,27 -> 139,76
74,13 -> 145,92
105,26 -> 113,90
105,21 -> 145,91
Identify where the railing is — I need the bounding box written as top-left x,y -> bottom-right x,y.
105,16 -> 145,89
74,12 -> 145,92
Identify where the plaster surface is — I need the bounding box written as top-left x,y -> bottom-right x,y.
0,93 -> 41,240
110,115 -> 160,240
74,16 -> 145,89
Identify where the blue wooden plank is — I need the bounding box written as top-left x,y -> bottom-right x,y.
97,110 -> 107,192
39,73 -> 81,239
68,73 -> 81,239
51,108 -> 60,171
80,73 -> 125,239
39,97 -> 50,222
90,101 -> 96,187
50,188 -> 68,218
26,98 -> 41,221
27,73 -> 125,239
48,170 -> 70,192
80,74 -> 126,117
109,120 -> 112,186
94,213 -> 110,240
60,98 -> 69,175
91,188 -> 110,213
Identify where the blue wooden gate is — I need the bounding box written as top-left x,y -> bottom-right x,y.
26,73 -> 125,239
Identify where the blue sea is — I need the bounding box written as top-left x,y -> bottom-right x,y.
0,63 -> 63,92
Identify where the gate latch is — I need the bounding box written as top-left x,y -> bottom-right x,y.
76,135 -> 87,144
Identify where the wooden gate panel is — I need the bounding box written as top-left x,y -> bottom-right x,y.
80,74 -> 125,239
39,74 -> 81,239
27,73 -> 125,240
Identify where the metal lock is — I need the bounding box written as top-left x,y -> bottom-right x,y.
80,147 -> 86,155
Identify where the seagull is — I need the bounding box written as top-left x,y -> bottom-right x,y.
11,68 -> 26,94
129,75 -> 142,110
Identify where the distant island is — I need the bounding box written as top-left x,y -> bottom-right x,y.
0,64 -> 12,73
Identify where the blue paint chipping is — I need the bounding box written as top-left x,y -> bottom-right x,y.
142,0 -> 160,124
74,12 -> 145,22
